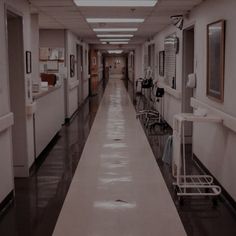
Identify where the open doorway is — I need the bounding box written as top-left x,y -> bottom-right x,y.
105,56 -> 126,80
77,45 -> 84,105
182,26 -> 195,142
6,10 -> 28,177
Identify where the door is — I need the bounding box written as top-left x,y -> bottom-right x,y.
182,26 -> 195,141
7,10 -> 28,177
77,45 -> 84,104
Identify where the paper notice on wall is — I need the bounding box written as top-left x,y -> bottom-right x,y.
39,62 -> 47,73
57,48 -> 65,61
47,61 -> 58,71
49,48 -> 59,60
40,48 -> 49,60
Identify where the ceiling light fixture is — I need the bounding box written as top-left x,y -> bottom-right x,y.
109,42 -> 129,45
74,0 -> 158,7
93,28 -> 138,32
108,50 -> 123,54
97,34 -> 134,38
100,39 -> 130,42
87,18 -> 144,23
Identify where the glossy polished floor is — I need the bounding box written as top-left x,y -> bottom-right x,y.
0,81 -> 106,236
53,78 -> 186,236
1,78 -> 236,236
125,81 -> 236,236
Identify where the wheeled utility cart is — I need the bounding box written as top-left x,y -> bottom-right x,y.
172,113 -> 222,204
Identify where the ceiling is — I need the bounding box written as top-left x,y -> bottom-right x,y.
29,0 -> 202,47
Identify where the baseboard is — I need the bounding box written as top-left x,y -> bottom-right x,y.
29,133 -> 60,175
0,190 -> 14,218
64,108 -> 79,125
13,166 -> 29,178
193,154 -> 236,212
64,117 -> 70,124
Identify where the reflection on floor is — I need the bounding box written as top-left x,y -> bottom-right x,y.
0,80 -> 107,236
0,78 -> 236,236
124,79 -> 236,236
52,78 -> 186,236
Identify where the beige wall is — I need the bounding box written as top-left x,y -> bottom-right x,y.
189,0 -> 236,201
31,14 -> 40,84
0,0 -> 34,202
39,29 -> 65,48
140,0 -> 236,200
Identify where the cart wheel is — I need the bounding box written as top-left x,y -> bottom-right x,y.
212,197 -> 218,207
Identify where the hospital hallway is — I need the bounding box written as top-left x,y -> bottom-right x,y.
1,77 -> 236,236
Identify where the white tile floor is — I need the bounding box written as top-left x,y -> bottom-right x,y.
53,79 -> 186,236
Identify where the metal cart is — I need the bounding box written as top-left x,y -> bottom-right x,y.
172,113 -> 222,204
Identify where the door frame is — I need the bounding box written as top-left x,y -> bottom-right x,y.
182,24 -> 195,142
77,44 -> 84,105
5,5 -> 29,177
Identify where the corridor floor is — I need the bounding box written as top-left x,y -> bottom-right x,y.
53,78 -> 186,236
1,78 -> 236,236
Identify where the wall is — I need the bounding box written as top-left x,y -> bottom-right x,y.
142,25 -> 182,126
89,49 -> 99,95
142,0 -> 236,201
0,0 -> 14,199
34,87 -> 64,157
39,29 -> 66,118
7,14 -> 28,176
66,30 -> 79,118
39,29 -> 89,119
135,45 -> 144,80
187,0 -> 236,201
31,14 -> 40,84
97,51 -> 103,81
0,0 -> 33,202
82,43 -> 89,100
6,0 -> 34,175
128,51 -> 135,82
39,29 -> 65,48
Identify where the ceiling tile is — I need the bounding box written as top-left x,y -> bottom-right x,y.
31,0 -> 203,46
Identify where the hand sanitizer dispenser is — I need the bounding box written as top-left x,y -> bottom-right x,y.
186,73 -> 196,88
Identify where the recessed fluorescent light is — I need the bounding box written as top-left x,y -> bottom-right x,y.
109,42 -> 129,45
101,42 -> 108,44
74,0 -> 158,7
87,18 -> 144,23
108,50 -> 123,54
93,28 -> 138,32
100,39 -> 130,42
97,34 -> 134,38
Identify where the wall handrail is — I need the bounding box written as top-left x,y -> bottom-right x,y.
158,82 -> 182,99
0,112 -> 14,133
33,85 -> 62,100
69,80 -> 79,90
191,98 -> 236,133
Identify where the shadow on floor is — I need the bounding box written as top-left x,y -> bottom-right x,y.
1,78 -> 236,236
0,80 -> 107,236
123,78 -> 236,236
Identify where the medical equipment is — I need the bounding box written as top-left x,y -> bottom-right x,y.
136,82 -> 162,127
172,113 -> 222,205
